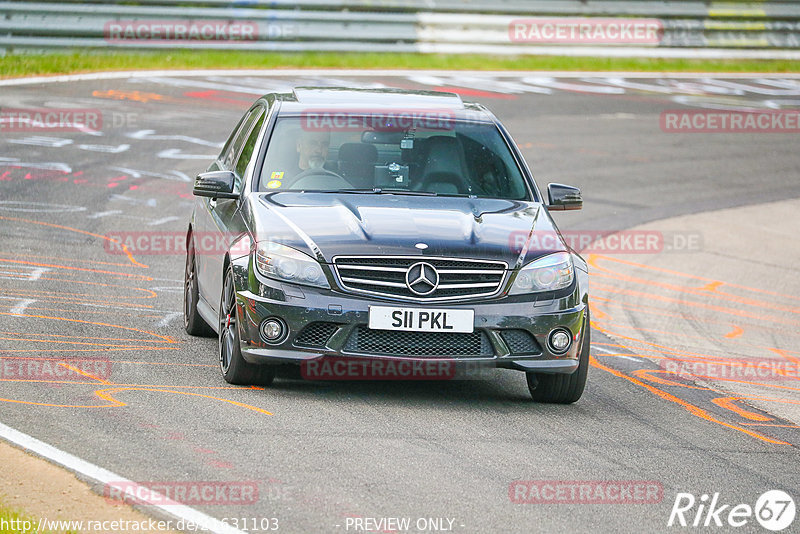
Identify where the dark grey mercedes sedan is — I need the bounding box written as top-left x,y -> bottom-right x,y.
185,87 -> 589,403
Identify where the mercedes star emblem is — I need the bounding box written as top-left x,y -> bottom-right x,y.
405,262 -> 439,295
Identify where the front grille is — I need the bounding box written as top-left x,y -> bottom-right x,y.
333,256 -> 507,302
500,330 -> 542,355
344,326 -> 493,357
294,322 -> 339,348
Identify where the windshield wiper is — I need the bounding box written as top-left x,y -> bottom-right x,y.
310,188 -> 438,196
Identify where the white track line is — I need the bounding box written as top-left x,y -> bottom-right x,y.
1,69 -> 800,87
9,298 -> 36,314
591,345 -> 619,355
0,422 -> 247,534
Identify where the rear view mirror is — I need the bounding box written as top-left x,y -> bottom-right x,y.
361,130 -> 406,144
547,183 -> 583,211
193,171 -> 239,199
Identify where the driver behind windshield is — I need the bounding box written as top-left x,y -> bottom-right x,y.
293,130 -> 331,178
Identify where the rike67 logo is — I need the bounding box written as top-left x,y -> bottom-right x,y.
669,490 -> 795,531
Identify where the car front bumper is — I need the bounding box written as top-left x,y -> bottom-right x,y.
232,266 -> 588,375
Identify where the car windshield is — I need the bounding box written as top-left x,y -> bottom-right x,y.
258,114 -> 532,200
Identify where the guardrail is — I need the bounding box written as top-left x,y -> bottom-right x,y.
1,1 -> 799,57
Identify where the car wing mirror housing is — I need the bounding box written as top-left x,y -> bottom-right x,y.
547,183 -> 583,211
193,171 -> 239,199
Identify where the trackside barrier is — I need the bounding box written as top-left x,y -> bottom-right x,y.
0,1 -> 798,57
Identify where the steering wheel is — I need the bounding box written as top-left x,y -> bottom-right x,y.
290,168 -> 354,190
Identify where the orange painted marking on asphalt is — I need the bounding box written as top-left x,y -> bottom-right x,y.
0,397 -> 123,408
0,336 -> 166,348
14,273 -> 147,283
58,362 -> 113,385
93,388 -> 272,416
637,367 -> 800,390
589,355 -> 789,445
7,253 -> 140,268
0,218 -> 277,419
2,287 -> 156,299
3,306 -> 161,318
585,254 -> 798,445
724,325 -> 744,339
711,398 -> 771,421
0,331 -> 173,343
729,395 -> 800,406
591,281 -> 800,328
0,312 -> 176,343
740,423 -> 800,428
592,296 -> 800,342
0,281 -> 157,298
113,361 -> 212,367
699,281 -> 724,292
0,215 -> 147,268
588,300 -> 608,320
595,322 -> 797,365
631,369 -> 708,389
1,379 -> 109,386
0,348 -> 180,353
0,258 -> 151,280
591,270 -> 800,316
2,293 -> 153,308
596,321 -> 729,343
588,254 -> 800,302
593,332 -> 800,384
593,322 -> 742,362
0,379 -> 246,389
769,347 -> 800,366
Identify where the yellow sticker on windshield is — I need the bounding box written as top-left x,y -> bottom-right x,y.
267,179 -> 282,189
270,171 -> 284,180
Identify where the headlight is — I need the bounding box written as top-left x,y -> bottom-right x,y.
255,242 -> 329,289
509,252 -> 573,295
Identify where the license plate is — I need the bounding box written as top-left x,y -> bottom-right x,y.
368,306 -> 474,333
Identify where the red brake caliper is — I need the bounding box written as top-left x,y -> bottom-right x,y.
225,314 -> 232,329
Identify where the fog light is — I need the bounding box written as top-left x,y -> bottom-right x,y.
548,329 -> 572,354
260,318 -> 286,344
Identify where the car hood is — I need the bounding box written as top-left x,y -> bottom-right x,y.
252,192 -> 568,268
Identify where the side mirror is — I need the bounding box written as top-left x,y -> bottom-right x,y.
547,183 -> 583,211
193,171 -> 239,199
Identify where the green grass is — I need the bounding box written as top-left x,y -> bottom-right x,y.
0,504 -> 76,534
1,50 -> 798,78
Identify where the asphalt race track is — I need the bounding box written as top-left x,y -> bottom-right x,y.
1,71 -> 799,533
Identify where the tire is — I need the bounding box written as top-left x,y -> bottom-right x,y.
527,310 -> 590,404
218,266 -> 276,386
184,236 -> 214,337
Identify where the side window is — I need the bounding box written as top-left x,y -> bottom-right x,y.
234,111 -> 266,185
218,115 -> 245,164
222,107 -> 260,169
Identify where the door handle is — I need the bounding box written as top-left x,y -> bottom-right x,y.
209,198 -> 217,209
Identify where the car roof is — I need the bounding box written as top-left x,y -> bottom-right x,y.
262,87 -> 494,123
